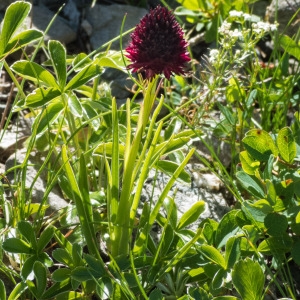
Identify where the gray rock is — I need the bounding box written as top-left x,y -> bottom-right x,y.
5,150 -> 69,214
27,4 -> 77,44
266,0 -> 300,37
86,4 -> 147,51
0,0 -> 15,11
142,168 -> 229,226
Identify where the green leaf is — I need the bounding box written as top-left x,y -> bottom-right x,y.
68,93 -> 83,117
264,213 -> 288,236
200,245 -> 226,269
8,282 -> 27,300
93,142 -> 125,159
72,53 -> 92,71
239,151 -> 260,175
56,291 -> 84,300
177,201 -> 205,230
236,171 -> 265,199
277,127 -> 296,163
291,238 -> 300,266
41,280 -> 72,299
65,64 -> 101,91
52,248 -> 74,267
2,238 -> 33,254
242,129 -> 278,161
0,280 -> 6,300
280,35 -> 300,61
52,268 -> 71,282
163,197 -> 177,229
82,102 -> 101,131
33,98 -> 64,135
84,254 -> 106,276
18,220 -> 37,248
33,261 -> 47,298
242,199 -> 273,223
257,233 -> 292,254
4,29 -> 43,55
25,87 -> 61,108
12,60 -> 59,88
96,50 -> 128,71
215,210 -> 240,249
37,226 -> 55,253
71,266 -> 97,282
156,160 -> 191,183
0,1 -> 31,56
48,40 -> 67,90
225,237 -> 241,270
232,258 -> 264,300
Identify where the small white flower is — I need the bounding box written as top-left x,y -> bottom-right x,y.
270,23 -> 278,31
229,10 -> 243,18
209,49 -> 219,63
243,13 -> 251,21
218,21 -> 231,34
230,28 -> 243,38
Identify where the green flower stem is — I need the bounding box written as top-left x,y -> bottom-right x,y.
111,77 -> 159,257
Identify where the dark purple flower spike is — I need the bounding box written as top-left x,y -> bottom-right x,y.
125,5 -> 190,80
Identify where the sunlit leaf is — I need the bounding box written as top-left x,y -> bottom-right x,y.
243,129 -> 278,161
277,127 -> 296,163
12,60 -> 59,88
0,1 -> 31,56
49,40 -> 67,90
232,258 -> 264,300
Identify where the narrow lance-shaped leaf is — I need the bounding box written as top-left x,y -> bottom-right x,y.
3,29 -> 43,57
12,60 -> 59,88
65,63 -> 101,91
48,40 -> 67,91
25,87 -> 61,108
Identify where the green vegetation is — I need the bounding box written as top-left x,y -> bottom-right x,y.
0,0 -> 299,299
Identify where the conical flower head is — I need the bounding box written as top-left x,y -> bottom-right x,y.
125,5 -> 190,80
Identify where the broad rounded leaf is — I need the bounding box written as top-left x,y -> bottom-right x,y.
257,233 -> 293,254
243,129 -> 278,161
239,151 -> 260,175
232,258 -> 264,300
264,213 -> 288,236
215,210 -> 240,249
52,268 -> 71,282
242,200 -> 273,223
236,171 -> 265,199
277,127 -> 296,163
